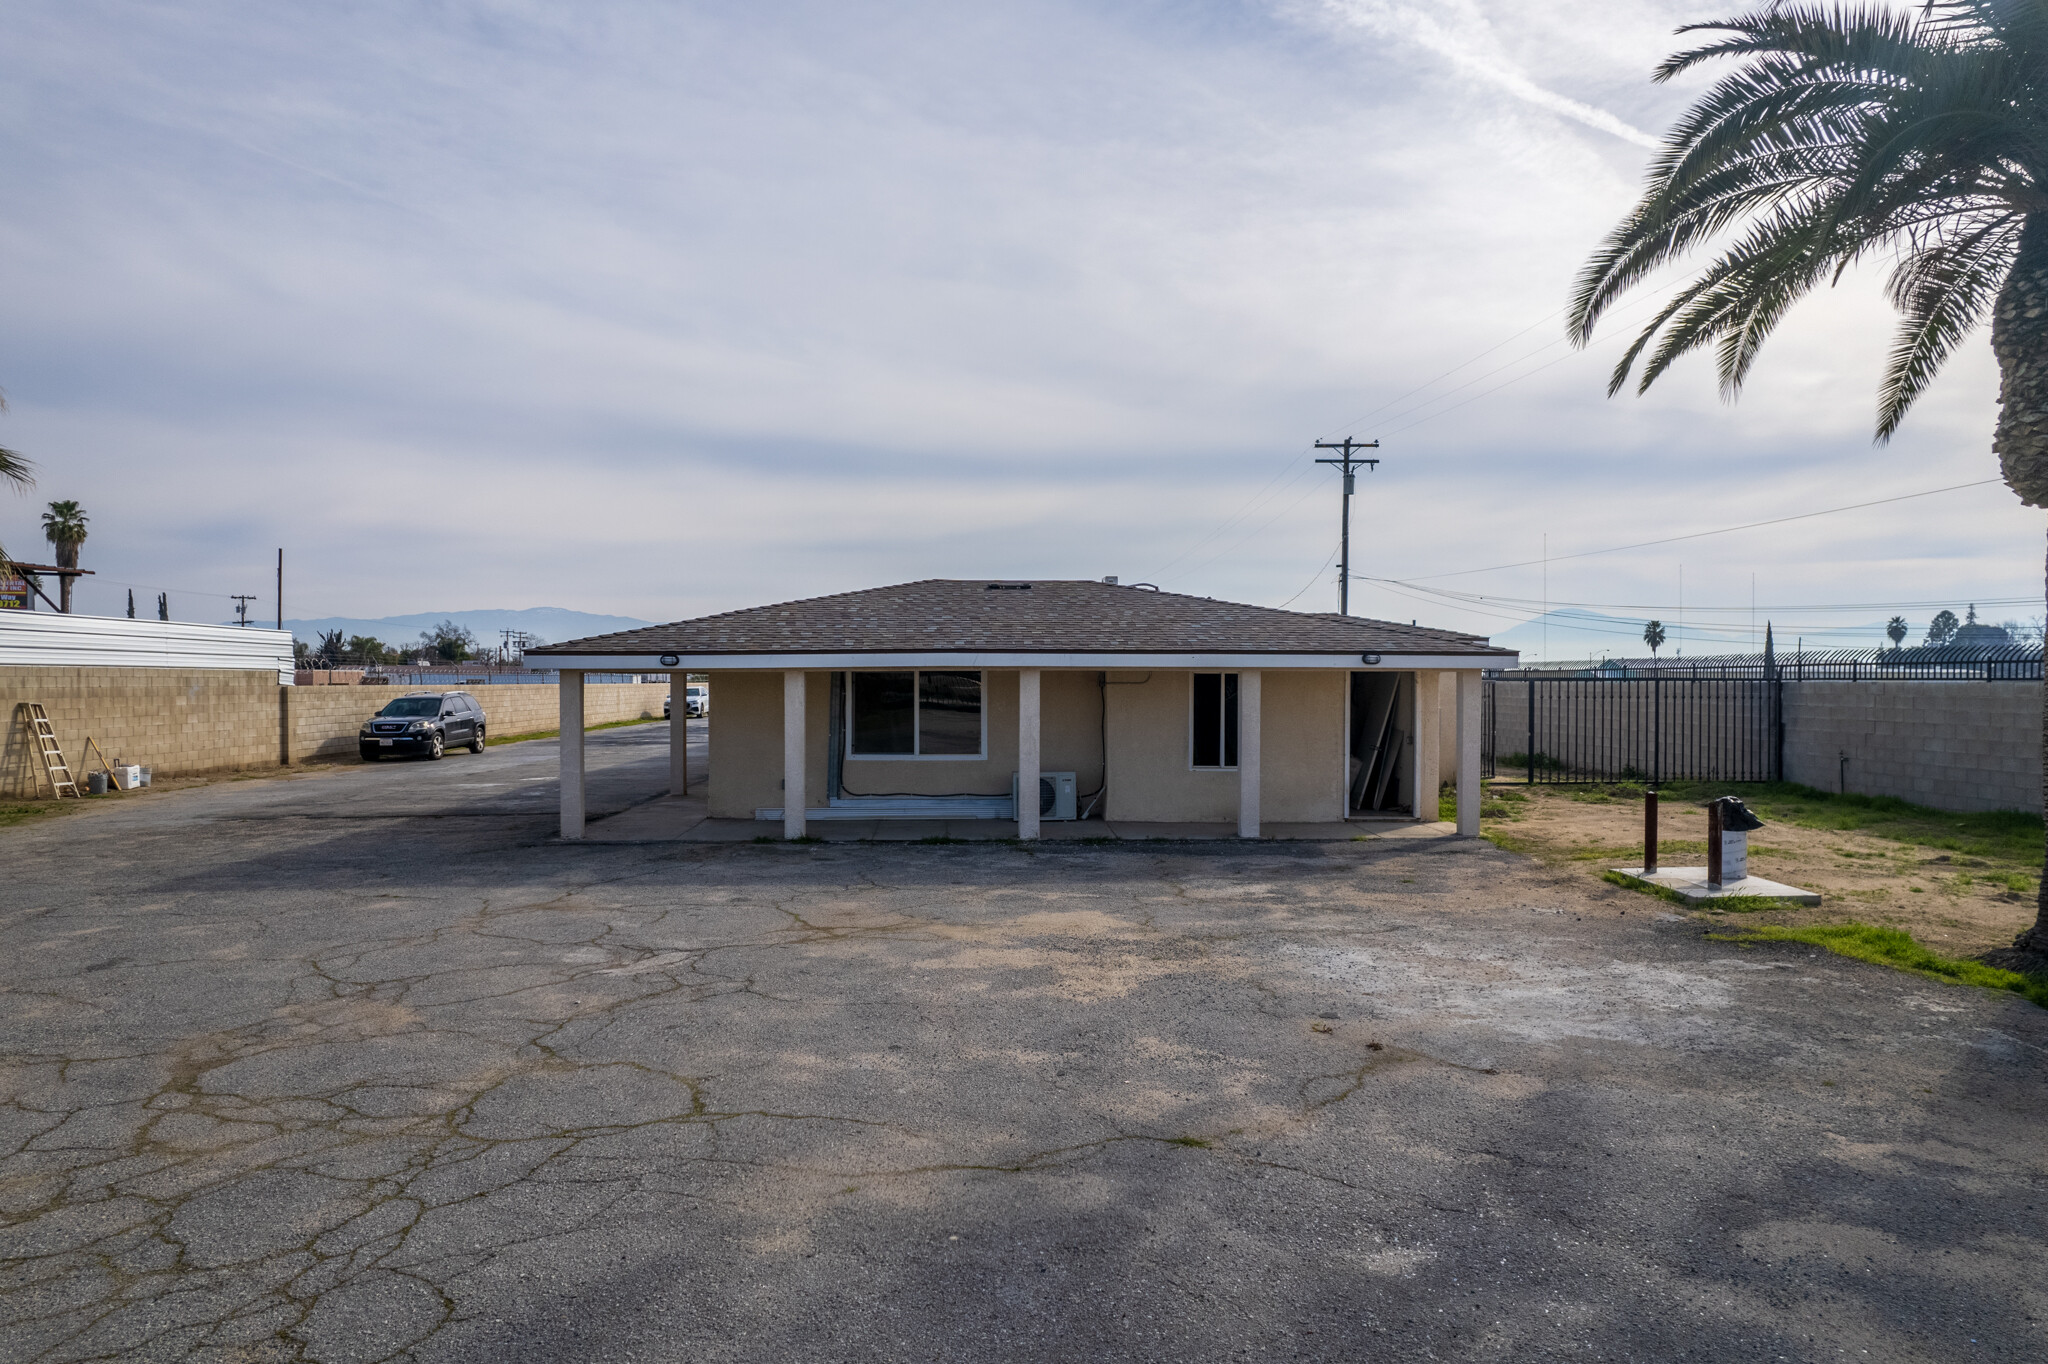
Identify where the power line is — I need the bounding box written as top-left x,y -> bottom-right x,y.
1373,479 -> 2005,584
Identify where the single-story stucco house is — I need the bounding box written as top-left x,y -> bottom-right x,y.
527,579 -> 1516,840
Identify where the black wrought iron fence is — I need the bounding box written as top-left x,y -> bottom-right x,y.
1484,672 -> 1774,784
1483,644 -> 2039,783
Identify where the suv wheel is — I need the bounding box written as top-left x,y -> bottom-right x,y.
426,731 -> 445,760
470,725 -> 486,754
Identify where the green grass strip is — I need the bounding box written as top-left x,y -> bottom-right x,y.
484,716 -> 663,747
1713,922 -> 2048,1009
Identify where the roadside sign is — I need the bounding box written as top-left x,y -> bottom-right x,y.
0,568 -> 31,610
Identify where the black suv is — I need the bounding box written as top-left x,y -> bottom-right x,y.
359,691 -> 487,761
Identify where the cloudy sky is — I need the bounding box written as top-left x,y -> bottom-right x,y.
1,0 -> 2037,657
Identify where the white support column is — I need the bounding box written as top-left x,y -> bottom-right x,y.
782,669 -> 807,839
1017,668 -> 1042,840
1237,669 -> 1261,839
559,670 -> 585,840
1456,669 -> 1482,836
1411,671 -> 1440,823
669,672 -> 688,797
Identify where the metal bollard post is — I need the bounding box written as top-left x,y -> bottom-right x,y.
1706,799 -> 1724,887
1643,788 -> 1658,874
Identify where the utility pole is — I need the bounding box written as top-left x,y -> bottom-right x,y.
231,594 -> 256,627
1313,437 -> 1380,615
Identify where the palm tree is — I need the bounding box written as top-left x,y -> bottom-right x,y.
40,500 -> 88,613
1643,618 -> 1667,659
1888,615 -> 1909,649
1569,2 -> 2048,953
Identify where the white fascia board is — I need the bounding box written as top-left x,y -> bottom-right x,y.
537,651 -> 1517,671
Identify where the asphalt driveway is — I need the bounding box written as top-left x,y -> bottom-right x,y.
2,723 -> 2044,1362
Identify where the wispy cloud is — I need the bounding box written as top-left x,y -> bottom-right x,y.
1299,0 -> 1660,147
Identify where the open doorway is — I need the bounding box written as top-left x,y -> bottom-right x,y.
1348,672 -> 1410,816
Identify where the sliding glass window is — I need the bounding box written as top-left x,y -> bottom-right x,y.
1191,672 -> 1239,769
848,670 -> 985,758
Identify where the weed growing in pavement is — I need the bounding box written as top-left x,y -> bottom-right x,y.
1164,1136 -> 1214,1148
1711,922 -> 2048,1010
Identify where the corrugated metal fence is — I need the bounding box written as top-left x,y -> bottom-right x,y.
0,611 -> 295,682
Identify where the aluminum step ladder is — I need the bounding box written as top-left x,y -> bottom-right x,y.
20,703 -> 79,798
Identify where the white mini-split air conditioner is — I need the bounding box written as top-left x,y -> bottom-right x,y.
1011,771 -> 1078,821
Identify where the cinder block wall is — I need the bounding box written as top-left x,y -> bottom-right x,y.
2,667 -> 672,795
289,683 -> 669,761
1782,680 -> 2039,813
2,666 -> 284,795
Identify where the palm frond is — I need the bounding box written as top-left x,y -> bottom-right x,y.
1571,0 -> 2042,439
0,444 -> 32,491
1878,211 -> 2020,435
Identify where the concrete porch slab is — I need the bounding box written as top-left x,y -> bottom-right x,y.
1609,866 -> 1822,906
582,797 -> 1463,845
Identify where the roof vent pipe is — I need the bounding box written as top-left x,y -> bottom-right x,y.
1103,576 -> 1118,585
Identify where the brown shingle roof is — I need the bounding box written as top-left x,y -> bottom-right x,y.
528,580 -> 1511,658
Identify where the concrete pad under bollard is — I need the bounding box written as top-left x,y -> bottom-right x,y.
1610,866 -> 1821,906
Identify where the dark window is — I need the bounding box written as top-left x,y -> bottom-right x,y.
379,697 -> 442,717
1192,672 -> 1238,768
849,670 -> 983,756
918,672 -> 983,754
851,672 -> 916,754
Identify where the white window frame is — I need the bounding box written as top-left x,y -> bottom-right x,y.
844,669 -> 988,761
1189,671 -> 1239,771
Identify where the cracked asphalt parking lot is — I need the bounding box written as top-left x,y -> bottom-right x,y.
3,723 -> 2046,1363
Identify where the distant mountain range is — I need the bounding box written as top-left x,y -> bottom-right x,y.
276,608 -> 654,649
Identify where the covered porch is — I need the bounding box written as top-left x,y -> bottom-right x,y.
548,662 -> 1491,842
528,579 -> 1515,843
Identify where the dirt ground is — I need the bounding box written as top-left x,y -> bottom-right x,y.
1478,780 -> 2042,958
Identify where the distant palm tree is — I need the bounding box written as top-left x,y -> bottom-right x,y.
1642,619 -> 1667,659
39,500 -> 87,613
1887,616 -> 1909,650
1568,2 -> 2048,952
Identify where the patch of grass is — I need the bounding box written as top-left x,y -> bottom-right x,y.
1163,1136 -> 1214,1149
0,800 -> 76,830
1655,781 -> 2041,867
486,716 -> 665,747
1713,922 -> 2048,1009
1500,751 -> 1569,773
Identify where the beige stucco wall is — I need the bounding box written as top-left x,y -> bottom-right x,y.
1101,669 -> 1347,823
708,671 -> 785,817
709,669 -> 1109,817
2,667 -> 668,795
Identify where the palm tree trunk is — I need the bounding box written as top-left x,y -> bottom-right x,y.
1992,217 -> 2048,952
57,575 -> 72,613
2032,522 -> 2048,952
